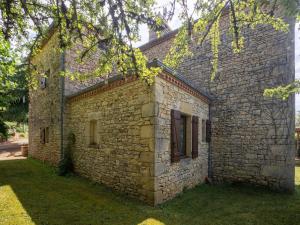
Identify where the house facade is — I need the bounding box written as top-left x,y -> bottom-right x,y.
29,14 -> 295,205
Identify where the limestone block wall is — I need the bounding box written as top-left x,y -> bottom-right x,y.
142,15 -> 295,191
29,32 -> 62,165
179,17 -> 295,191
64,43 -> 104,96
66,78 -> 156,204
154,76 -> 209,204
141,33 -> 175,61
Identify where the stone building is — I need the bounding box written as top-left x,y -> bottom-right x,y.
29,13 -> 295,205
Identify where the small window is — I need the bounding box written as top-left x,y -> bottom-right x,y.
40,69 -> 50,89
45,127 -> 49,143
40,128 -> 45,144
202,120 -> 206,142
89,120 -> 97,145
40,127 -> 49,144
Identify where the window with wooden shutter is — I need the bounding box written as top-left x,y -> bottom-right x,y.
206,120 -> 212,143
40,128 -> 45,144
202,119 -> 206,142
89,120 -> 97,145
192,116 -> 199,159
179,114 -> 187,157
40,69 -> 50,89
45,127 -> 49,143
171,109 -> 181,162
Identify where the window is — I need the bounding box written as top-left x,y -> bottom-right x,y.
202,120 -> 206,142
40,127 -> 49,144
45,127 -> 49,143
40,69 -> 50,89
89,120 -> 97,145
40,128 -> 45,144
171,110 -> 198,162
202,120 -> 212,143
178,115 -> 187,157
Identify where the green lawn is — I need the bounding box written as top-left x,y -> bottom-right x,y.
0,159 -> 300,225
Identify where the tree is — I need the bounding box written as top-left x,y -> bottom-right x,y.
0,35 -> 16,109
0,0 -> 299,93
0,64 -> 28,123
0,39 -> 28,137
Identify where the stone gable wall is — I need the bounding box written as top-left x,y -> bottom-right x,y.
66,79 -> 156,204
143,15 -> 295,191
64,43 -> 105,96
29,32 -> 62,164
154,76 -> 209,204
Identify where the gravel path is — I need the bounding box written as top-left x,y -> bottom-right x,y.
0,138 -> 28,160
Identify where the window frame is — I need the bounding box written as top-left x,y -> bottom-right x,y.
40,69 -> 50,89
89,120 -> 98,147
40,127 -> 49,144
202,119 -> 206,143
45,127 -> 49,143
178,114 -> 188,158
171,110 -> 196,163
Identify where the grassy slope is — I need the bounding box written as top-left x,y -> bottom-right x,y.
0,159 -> 300,225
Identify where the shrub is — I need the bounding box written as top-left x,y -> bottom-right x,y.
0,120 -> 9,141
58,133 -> 76,176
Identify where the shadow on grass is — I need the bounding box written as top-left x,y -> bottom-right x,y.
0,159 -> 300,225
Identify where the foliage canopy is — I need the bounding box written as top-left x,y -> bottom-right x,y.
0,0 -> 299,98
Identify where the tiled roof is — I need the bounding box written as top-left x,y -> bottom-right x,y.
67,59 -> 212,103
148,59 -> 213,101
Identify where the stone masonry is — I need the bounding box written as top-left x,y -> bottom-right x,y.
154,76 -> 209,204
65,73 -> 209,204
142,13 -> 295,191
29,32 -> 62,165
29,10 -> 295,205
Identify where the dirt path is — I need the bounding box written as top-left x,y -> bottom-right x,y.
0,138 -> 28,160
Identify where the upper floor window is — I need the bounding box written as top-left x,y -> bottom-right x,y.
40,69 -> 50,89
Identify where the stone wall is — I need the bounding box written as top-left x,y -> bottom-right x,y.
66,78 -> 156,204
64,43 -> 105,96
154,76 -> 209,204
142,15 -> 295,191
65,72 -> 209,205
29,32 -> 62,165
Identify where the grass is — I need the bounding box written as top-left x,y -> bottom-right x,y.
0,159 -> 300,225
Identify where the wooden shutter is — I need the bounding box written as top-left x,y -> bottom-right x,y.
206,120 -> 212,143
45,127 -> 49,143
171,109 -> 181,163
90,120 -> 97,145
40,128 -> 45,144
192,116 -> 199,159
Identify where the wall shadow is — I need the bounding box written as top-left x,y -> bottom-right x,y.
1,159 -> 300,225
